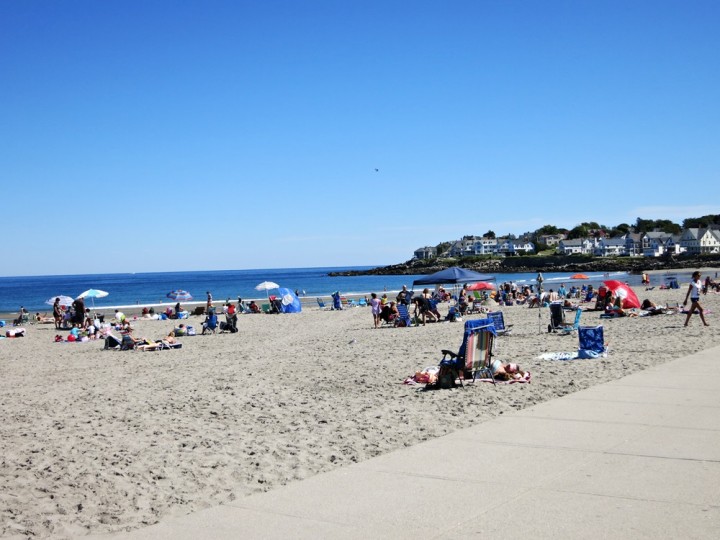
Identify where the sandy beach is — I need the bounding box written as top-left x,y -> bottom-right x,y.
1,284 -> 719,538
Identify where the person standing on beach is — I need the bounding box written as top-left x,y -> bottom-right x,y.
536,272 -> 544,292
683,271 -> 709,327
370,293 -> 381,328
206,291 -> 213,312
72,298 -> 85,327
52,298 -> 63,329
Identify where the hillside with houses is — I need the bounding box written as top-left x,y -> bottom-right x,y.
414,226 -> 720,260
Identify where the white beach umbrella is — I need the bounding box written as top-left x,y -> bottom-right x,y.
45,295 -> 74,307
255,281 -> 279,299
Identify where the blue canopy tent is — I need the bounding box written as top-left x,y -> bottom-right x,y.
277,288 -> 302,313
412,266 -> 495,287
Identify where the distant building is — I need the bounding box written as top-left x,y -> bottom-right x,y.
557,238 -> 595,255
594,238 -> 627,257
413,246 -> 437,260
539,234 -> 565,246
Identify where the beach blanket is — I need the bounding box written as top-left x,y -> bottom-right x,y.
538,350 -> 607,360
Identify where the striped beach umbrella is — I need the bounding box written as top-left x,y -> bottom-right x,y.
167,290 -> 193,301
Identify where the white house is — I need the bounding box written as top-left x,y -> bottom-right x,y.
699,228 -> 720,254
557,238 -> 595,255
594,238 -> 627,257
470,236 -> 498,255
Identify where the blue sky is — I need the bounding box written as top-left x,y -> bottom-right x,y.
2,0 -> 718,276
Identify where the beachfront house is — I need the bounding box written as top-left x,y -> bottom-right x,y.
470,236 -> 499,255
503,239 -> 535,255
624,232 -> 643,256
680,228 -> 702,254
557,238 -> 595,255
700,228 -> 720,253
413,246 -> 437,260
594,237 -> 627,257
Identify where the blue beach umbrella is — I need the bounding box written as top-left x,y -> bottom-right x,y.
167,290 -> 193,302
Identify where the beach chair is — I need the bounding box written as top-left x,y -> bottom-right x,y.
487,311 -> 513,335
560,309 -> 583,335
201,312 -> 218,334
395,304 -> 413,327
578,325 -> 607,357
357,297 -> 368,307
435,319 -> 497,388
316,298 -> 331,310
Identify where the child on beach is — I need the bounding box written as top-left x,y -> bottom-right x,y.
370,293 -> 381,328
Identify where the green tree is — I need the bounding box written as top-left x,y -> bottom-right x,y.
484,230 -> 496,238
535,224 -> 560,236
567,225 -> 589,239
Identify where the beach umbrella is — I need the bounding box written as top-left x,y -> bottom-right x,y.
571,273 -> 589,280
466,282 -> 496,291
77,289 -> 109,309
255,281 -> 279,299
603,280 -> 640,309
45,295 -> 74,307
167,290 -> 193,302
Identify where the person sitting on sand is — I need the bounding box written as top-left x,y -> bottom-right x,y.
248,301 -> 261,313
171,324 -> 187,336
114,309 -> 126,324
379,302 -> 399,324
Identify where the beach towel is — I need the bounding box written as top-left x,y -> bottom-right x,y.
474,371 -> 531,384
538,352 -> 579,361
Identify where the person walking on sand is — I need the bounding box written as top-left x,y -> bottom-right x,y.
683,271 -> 709,327
370,293 -> 381,328
206,291 -> 213,312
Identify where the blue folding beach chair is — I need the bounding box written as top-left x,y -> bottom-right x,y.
578,325 -> 606,357
395,304 -> 413,327
487,311 -> 513,335
434,318 -> 497,388
560,309 -> 583,335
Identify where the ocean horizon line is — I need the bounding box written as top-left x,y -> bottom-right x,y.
0,264 -> 382,280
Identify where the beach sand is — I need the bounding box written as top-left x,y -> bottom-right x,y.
1,285 -> 719,538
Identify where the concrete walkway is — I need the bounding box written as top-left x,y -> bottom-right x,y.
96,346 -> 720,539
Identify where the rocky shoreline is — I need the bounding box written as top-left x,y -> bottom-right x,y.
329,255 -> 720,277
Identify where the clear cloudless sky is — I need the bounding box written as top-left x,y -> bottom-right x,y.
1,0 -> 718,276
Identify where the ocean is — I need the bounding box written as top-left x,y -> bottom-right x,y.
0,266 -> 686,315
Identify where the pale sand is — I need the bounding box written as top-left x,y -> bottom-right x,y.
1,286 -> 719,538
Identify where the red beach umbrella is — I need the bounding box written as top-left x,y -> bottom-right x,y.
603,280 -> 641,309
467,282 -> 496,291
571,273 -> 589,279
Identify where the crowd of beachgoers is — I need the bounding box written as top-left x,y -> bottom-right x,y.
1,269 -> 719,538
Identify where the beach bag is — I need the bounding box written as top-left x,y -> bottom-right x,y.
437,365 -> 456,389
186,325 -> 196,336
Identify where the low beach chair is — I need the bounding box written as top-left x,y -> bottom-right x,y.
316,298 -> 331,310
395,304 -> 413,327
435,319 -> 497,388
487,311 -> 513,335
560,308 -> 583,335
578,325 -> 607,357
201,312 -> 218,334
